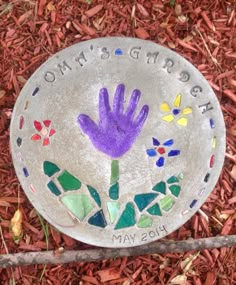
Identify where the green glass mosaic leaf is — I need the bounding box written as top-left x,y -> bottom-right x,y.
109,182 -> 119,200
167,176 -> 179,184
110,160 -> 119,185
152,181 -> 166,194
47,181 -> 61,196
147,203 -> 162,216
160,195 -> 174,212
134,193 -> 158,211
61,194 -> 93,221
87,185 -> 101,207
57,170 -> 81,191
115,203 -> 135,229
44,161 -> 60,177
107,201 -> 120,223
137,215 -> 153,228
169,185 -> 181,197
88,210 -> 107,228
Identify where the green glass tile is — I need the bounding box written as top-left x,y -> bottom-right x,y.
152,181 -> 166,194
134,193 -> 158,211
57,170 -> 81,191
44,161 -> 60,177
87,185 -> 101,207
109,182 -> 119,200
167,176 -> 179,184
178,172 -> 184,180
137,215 -> 153,228
88,210 -> 107,228
107,201 -> 120,223
169,185 -> 181,197
115,203 -> 135,229
160,195 -> 174,212
110,160 -> 119,185
47,181 -> 61,196
147,203 -> 162,216
61,194 -> 93,221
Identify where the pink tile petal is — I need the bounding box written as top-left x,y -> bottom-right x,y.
34,120 -> 42,131
43,120 -> 51,127
49,129 -> 56,136
43,137 -> 50,146
31,134 -> 41,141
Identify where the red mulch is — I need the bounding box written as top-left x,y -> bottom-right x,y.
0,0 -> 236,284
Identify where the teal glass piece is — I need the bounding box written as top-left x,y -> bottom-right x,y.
87,185 -> 101,207
57,170 -> 81,191
167,176 -> 179,184
160,195 -> 174,211
110,160 -> 119,185
107,201 -> 120,223
137,215 -> 153,228
109,182 -> 119,200
134,193 -> 158,211
152,181 -> 166,194
178,172 -> 184,180
47,181 -> 61,196
147,203 -> 162,216
88,210 -> 107,228
44,161 -> 60,177
115,203 -> 135,229
169,185 -> 181,197
61,194 -> 93,221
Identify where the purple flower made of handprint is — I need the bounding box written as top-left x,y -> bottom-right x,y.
78,84 -> 149,158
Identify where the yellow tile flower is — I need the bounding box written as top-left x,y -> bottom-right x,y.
160,93 -> 192,127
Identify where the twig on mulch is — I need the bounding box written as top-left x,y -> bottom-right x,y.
0,235 -> 235,268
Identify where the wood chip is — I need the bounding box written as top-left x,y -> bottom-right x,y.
135,27 -> 150,39
85,5 -> 103,18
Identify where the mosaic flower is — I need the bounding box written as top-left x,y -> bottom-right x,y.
146,137 -> 180,167
160,94 -> 192,127
31,120 -> 56,146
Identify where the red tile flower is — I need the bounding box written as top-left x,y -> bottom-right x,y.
31,120 -> 56,146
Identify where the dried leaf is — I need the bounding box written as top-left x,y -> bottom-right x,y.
181,252 -> 200,273
10,209 -> 23,242
169,274 -> 187,284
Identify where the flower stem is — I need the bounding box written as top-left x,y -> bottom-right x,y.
109,160 -> 119,200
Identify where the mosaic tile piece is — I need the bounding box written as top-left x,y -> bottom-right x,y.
137,215 -> 153,228
163,139 -> 174,146
174,94 -> 181,107
152,181 -> 166,194
57,170 -> 82,191
168,150 -> 180,157
109,182 -> 119,200
204,173 -> 210,182
160,196 -> 174,212
107,201 -> 120,223
167,176 -> 179,183
160,102 -> 170,112
87,185 -> 101,207
182,107 -> 192,115
169,185 -> 181,197
210,155 -> 215,168
115,48 -> 123,55
152,137 -> 160,146
23,167 -> 29,177
49,129 -> 56,136
212,137 -> 216,148
19,116 -> 24,129
176,117 -> 187,126
34,120 -> 42,131
162,114 -> 174,122
43,120 -> 51,127
111,160 -> 119,185
61,194 -> 93,221
210,118 -> 215,129
43,137 -> 50,146
32,87 -> 39,96
30,184 -> 37,193
156,157 -> 165,167
157,147 -> 165,154
31,134 -> 41,141
17,137 -> 22,147
44,161 -> 60,177
47,181 -> 61,196
134,193 -> 158,211
88,210 -> 107,228
172,109 -> 180,115
190,199 -> 198,208
146,149 -> 157,157
115,203 -> 135,230
178,173 -> 184,180
147,203 -> 162,216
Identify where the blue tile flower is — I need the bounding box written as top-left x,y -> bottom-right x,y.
146,137 -> 180,167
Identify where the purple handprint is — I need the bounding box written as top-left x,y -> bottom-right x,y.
78,84 -> 149,158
